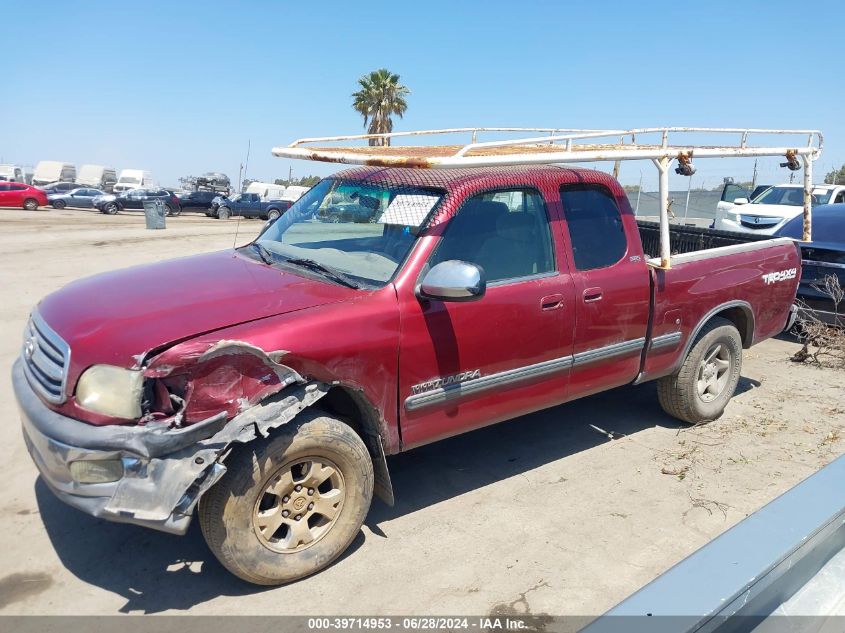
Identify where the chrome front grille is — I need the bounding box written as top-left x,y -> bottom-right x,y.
740,214 -> 781,230
22,311 -> 70,404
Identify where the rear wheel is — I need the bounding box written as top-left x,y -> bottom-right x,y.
166,204 -> 181,217
52,200 -> 66,210
267,208 -> 281,221
23,198 -> 39,210
657,317 -> 742,424
218,206 -> 231,220
199,410 -> 373,585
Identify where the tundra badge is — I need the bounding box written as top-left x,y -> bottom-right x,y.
411,369 -> 481,395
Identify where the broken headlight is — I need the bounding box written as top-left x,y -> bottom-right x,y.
76,365 -> 144,419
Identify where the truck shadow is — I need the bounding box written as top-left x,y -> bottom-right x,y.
35,378 -> 757,613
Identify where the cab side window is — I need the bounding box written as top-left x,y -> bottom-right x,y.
431,188 -> 554,283
560,185 -> 627,271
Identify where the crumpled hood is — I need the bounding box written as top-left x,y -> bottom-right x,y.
37,250 -> 353,380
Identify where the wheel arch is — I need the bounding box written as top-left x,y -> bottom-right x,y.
318,385 -> 395,506
674,300 -> 755,373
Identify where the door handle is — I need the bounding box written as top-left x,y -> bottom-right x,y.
583,287 -> 603,303
540,294 -> 564,311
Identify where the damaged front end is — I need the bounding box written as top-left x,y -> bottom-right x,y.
15,340 -> 328,534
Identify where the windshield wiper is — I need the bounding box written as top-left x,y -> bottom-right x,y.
248,242 -> 276,265
283,257 -> 360,289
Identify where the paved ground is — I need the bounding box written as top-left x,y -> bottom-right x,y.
0,207 -> 843,616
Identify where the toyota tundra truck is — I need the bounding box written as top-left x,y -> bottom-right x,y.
14,160 -> 802,585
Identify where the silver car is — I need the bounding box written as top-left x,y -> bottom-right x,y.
49,188 -> 106,209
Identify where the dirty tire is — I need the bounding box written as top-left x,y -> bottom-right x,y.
199,409 -> 374,585
23,198 -> 39,210
267,208 -> 281,221
657,317 -> 742,425
104,202 -> 119,215
218,206 -> 231,220
52,200 -> 66,209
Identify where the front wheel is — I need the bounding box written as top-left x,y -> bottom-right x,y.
199,410 -> 373,585
218,206 -> 231,220
166,204 -> 181,217
104,202 -> 119,215
23,198 -> 39,210
657,317 -> 742,425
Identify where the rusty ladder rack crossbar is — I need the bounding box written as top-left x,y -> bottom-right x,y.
272,127 -> 823,268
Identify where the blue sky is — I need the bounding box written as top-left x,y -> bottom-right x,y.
2,0 -> 842,190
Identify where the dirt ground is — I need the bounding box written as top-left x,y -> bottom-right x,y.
0,207 -> 843,616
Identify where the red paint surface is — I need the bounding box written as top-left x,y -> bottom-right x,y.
33,166 -> 800,451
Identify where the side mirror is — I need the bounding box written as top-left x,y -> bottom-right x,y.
733,198 -> 749,205
418,260 -> 486,302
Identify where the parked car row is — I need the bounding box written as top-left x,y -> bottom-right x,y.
93,189 -> 182,215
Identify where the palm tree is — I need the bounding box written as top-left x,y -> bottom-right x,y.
351,69 -> 410,147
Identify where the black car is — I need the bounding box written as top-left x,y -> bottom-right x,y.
94,188 -> 182,216
39,182 -> 81,195
775,204 -> 845,325
177,190 -> 221,213
319,203 -> 378,223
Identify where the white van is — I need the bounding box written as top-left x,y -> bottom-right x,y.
32,161 -> 76,186
245,181 -> 286,200
0,164 -> 25,183
113,169 -> 155,193
282,185 -> 310,201
77,165 -> 117,191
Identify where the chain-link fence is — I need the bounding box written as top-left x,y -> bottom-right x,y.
629,189 -> 722,221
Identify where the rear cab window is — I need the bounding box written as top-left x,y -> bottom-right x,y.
559,185 -> 627,271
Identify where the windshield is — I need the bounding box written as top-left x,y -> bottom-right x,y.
248,178 -> 444,287
118,176 -> 140,184
812,190 -> 833,205
752,186 -> 804,206
751,186 -> 832,206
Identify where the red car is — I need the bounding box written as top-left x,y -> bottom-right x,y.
0,182 -> 48,210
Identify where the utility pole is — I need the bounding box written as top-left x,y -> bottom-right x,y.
289,166 -> 293,185
683,171 -> 692,221
243,139 -> 251,186
751,159 -> 758,191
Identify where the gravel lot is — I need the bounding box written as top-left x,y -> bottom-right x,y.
0,207 -> 843,617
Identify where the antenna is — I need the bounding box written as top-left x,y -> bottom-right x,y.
232,209 -> 242,250
233,139 -> 251,251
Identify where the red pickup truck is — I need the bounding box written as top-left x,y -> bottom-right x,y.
13,165 -> 800,585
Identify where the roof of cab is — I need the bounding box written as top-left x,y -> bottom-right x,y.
331,164 -> 624,194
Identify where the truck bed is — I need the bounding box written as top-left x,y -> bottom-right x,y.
637,220 -> 770,259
